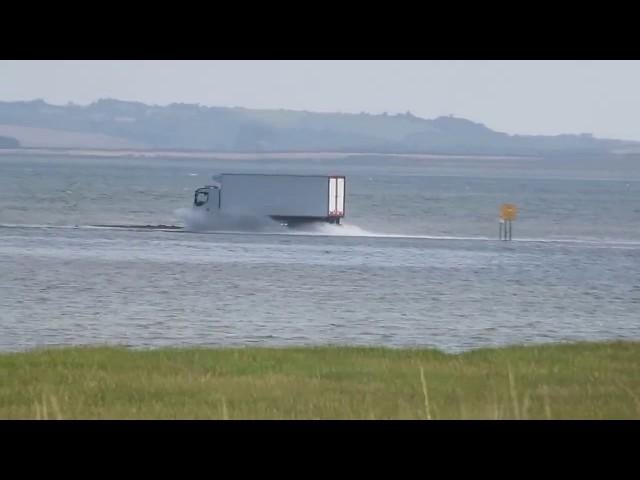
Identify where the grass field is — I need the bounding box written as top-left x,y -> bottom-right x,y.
1,342 -> 639,419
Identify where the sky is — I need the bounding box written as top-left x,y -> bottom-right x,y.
2,60 -> 640,141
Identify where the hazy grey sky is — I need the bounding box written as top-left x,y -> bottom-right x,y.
2,60 -> 640,140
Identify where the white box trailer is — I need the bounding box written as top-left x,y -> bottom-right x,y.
193,174 -> 345,225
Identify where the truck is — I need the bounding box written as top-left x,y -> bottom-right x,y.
192,174 -> 346,226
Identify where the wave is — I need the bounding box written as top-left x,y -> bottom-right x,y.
0,223 -> 183,232
173,207 -> 284,233
2,220 -> 639,248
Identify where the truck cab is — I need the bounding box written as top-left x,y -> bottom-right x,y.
193,185 -> 220,210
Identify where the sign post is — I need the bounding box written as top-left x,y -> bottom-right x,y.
499,204 -> 517,240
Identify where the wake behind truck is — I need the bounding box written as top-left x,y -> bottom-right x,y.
193,174 -> 346,226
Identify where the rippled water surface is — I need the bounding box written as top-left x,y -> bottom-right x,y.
1,154 -> 639,352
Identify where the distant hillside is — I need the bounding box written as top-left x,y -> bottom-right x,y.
0,124 -> 144,149
0,99 -> 636,155
0,135 -> 20,148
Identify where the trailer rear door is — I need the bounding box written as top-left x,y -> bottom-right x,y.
328,176 -> 345,217
329,177 -> 337,214
336,177 -> 345,216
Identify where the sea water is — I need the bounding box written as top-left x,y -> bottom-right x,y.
1,153 -> 639,352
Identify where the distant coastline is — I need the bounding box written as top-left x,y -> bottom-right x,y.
2,99 -> 637,156
0,147 -> 540,161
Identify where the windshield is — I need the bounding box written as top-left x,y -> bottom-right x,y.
194,189 -> 209,206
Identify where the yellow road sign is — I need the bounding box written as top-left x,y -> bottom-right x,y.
500,204 -> 518,220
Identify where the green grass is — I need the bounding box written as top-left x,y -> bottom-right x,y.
1,342 -> 639,419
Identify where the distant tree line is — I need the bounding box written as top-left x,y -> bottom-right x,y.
0,99 -> 636,155
0,136 -> 20,148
